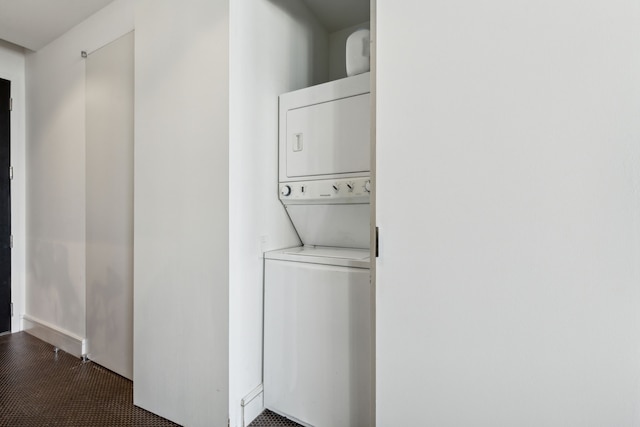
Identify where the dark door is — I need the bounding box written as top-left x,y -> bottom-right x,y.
0,78 -> 10,333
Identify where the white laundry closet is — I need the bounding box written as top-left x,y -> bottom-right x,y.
228,1 -> 373,426
263,72 -> 372,426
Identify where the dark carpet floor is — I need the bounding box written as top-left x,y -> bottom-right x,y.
0,331 -> 178,426
248,409 -> 302,427
0,331 -> 301,427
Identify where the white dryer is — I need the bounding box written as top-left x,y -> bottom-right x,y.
264,73 -> 372,427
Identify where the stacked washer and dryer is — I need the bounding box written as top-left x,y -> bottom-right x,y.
263,72 -> 372,427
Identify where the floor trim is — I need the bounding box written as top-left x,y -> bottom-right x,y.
241,384 -> 264,427
22,314 -> 86,358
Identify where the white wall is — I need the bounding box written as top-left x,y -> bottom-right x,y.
25,0 -> 133,340
0,40 -> 26,333
328,21 -> 369,81
229,1 -> 328,425
133,1 -> 230,426
376,1 -> 640,426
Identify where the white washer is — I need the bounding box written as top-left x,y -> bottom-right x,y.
264,247 -> 372,427
264,74 -> 372,426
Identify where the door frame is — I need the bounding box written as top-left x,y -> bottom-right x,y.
369,0 -> 378,425
0,77 -> 11,334
0,49 -> 26,335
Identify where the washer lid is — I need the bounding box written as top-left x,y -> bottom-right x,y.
265,246 -> 370,269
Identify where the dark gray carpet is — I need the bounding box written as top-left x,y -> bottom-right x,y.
0,331 -> 179,426
248,409 -> 302,427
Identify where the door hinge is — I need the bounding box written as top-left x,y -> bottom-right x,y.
9,166 -> 13,180
9,98 -> 12,112
375,226 -> 379,258
9,235 -> 12,249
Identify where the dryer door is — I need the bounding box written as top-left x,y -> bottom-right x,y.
285,93 -> 370,178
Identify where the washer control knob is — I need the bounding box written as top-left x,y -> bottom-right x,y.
346,182 -> 354,192
332,183 -> 340,193
364,180 -> 371,192
281,185 -> 292,197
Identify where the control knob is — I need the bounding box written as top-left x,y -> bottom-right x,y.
364,180 -> 371,192
281,185 -> 291,197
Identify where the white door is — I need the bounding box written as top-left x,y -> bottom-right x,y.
376,1 -> 640,426
86,31 -> 134,379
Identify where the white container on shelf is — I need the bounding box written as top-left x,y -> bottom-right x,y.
346,28 -> 370,76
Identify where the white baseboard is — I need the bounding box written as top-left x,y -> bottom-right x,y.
241,384 -> 264,427
22,314 -> 86,358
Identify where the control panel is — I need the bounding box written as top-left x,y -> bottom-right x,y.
280,177 -> 371,204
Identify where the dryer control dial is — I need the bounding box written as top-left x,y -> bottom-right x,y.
364,180 -> 371,192
281,185 -> 292,197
